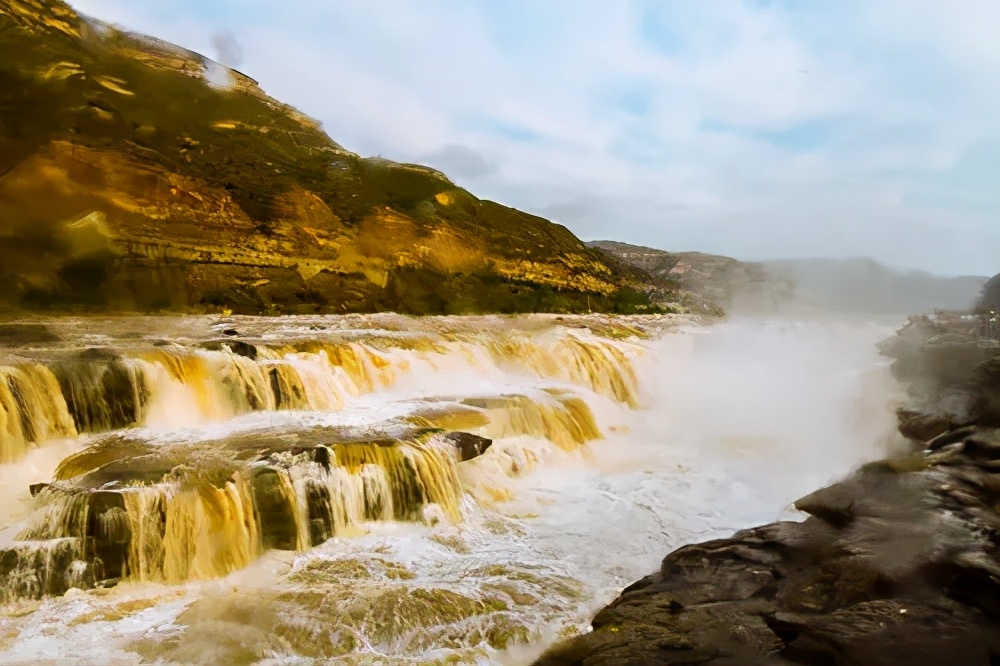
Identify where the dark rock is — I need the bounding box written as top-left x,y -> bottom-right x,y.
77,347 -> 120,361
0,323 -> 59,346
251,468 -> 299,551
882,314 -> 1000,436
896,408 -> 955,442
198,339 -> 258,360
441,431 -> 493,462
975,272 -> 1000,314
536,430 -> 1000,665
222,328 -> 239,336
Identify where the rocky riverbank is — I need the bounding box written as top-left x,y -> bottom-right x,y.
534,313 -> 1000,666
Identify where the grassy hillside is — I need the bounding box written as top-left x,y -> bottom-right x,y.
0,0 -> 665,315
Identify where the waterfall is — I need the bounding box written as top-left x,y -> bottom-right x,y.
0,321 -> 644,604
0,333 -> 638,464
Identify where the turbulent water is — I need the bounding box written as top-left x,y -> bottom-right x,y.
0,314 -> 902,665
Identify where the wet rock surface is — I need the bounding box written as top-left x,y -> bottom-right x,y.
882,313 -> 1000,435
535,316 -> 1000,666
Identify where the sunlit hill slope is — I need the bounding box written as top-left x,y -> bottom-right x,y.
0,0 -> 667,315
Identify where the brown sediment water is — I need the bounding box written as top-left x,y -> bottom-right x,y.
0,314 -> 903,665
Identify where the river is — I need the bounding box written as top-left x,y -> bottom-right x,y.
0,314 -> 901,665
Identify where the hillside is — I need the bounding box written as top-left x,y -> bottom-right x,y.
0,0 -> 664,315
587,240 -> 792,313
591,241 -> 988,315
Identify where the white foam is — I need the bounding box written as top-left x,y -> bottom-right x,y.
0,317 -> 904,664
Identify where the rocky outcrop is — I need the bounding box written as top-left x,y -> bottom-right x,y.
535,317 -> 1000,666
0,0 -> 667,315
881,313 -> 1000,442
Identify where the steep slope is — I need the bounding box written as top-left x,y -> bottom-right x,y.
0,0 -> 661,315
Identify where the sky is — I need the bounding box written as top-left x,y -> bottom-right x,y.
68,0 -> 999,276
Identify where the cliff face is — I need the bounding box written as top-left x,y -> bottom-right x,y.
0,0 -> 660,315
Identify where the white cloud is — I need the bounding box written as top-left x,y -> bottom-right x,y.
68,0 -> 1000,276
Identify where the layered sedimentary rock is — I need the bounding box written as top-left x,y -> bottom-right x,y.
0,0 -> 666,315
535,317 -> 1000,666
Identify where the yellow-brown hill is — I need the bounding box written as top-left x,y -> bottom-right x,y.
0,0 -> 669,315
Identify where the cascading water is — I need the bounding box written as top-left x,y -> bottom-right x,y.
0,327 -> 628,464
0,314 -> 902,665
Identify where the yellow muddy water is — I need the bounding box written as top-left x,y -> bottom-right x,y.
0,314 -> 902,665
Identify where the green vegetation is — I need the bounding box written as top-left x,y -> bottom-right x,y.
0,0 -> 674,315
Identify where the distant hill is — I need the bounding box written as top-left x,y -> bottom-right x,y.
0,0 -> 662,315
762,258 -> 986,314
590,241 -> 989,316
587,241 -> 792,313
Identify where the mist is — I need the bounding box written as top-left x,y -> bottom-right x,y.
581,317 -> 900,532
725,258 -> 987,317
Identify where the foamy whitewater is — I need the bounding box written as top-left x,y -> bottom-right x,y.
0,314 -> 902,665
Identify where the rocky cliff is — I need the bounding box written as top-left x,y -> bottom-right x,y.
0,0 -> 666,315
535,316 -> 1000,665
587,241 -> 792,314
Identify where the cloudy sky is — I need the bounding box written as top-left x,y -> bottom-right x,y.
70,0 -> 999,276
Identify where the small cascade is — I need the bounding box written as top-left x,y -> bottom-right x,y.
0,364 -> 77,463
476,392 -> 601,451
159,476 -> 263,582
280,352 -> 358,411
267,362 -> 311,410
0,539 -> 86,604
488,333 -> 640,406
50,357 -> 150,434
281,342 -> 400,393
0,330 -> 640,464
0,429 -> 471,601
0,343 -> 398,462
414,391 -> 602,452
